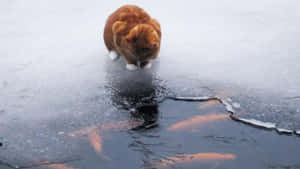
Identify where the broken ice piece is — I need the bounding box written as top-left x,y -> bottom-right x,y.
226,98 -> 232,102
58,131 -> 65,135
221,100 -> 235,113
173,96 -> 217,101
276,128 -> 293,134
231,116 -> 276,129
296,131 -> 300,136
174,96 -> 213,101
232,102 -> 241,109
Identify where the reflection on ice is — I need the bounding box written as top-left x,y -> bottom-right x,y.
105,59 -> 167,129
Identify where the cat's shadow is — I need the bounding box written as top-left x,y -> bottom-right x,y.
104,57 -> 164,130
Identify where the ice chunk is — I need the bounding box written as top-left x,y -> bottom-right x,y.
226,98 -> 232,102
232,102 -> 241,109
173,96 -> 216,101
296,131 -> 300,136
58,131 -> 65,135
276,128 -> 293,134
231,116 -> 276,129
221,100 -> 235,113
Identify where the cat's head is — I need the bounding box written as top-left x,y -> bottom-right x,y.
124,24 -> 160,62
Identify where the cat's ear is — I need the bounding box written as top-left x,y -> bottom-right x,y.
126,25 -> 139,42
150,19 -> 161,37
112,21 -> 126,34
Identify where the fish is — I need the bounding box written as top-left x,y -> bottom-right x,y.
168,114 -> 228,131
46,164 -> 78,169
155,152 -> 236,168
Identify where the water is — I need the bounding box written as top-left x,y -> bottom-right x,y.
0,0 -> 300,168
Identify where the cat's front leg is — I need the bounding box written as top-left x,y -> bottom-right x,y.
126,64 -> 138,71
140,60 -> 152,69
124,56 -> 138,71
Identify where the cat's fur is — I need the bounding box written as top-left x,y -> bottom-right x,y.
104,5 -> 161,69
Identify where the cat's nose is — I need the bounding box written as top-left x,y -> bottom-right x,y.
152,43 -> 158,48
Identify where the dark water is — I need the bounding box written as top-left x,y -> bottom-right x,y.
1,0 -> 300,169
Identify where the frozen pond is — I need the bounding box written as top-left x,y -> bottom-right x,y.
0,0 -> 300,168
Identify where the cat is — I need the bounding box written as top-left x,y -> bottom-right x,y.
104,5 -> 161,70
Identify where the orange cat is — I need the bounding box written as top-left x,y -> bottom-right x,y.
104,5 -> 161,70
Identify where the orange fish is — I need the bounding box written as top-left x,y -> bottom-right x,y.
69,120 -> 142,137
156,152 -> 236,168
88,129 -> 102,154
168,114 -> 228,131
198,101 -> 219,110
46,164 -> 78,169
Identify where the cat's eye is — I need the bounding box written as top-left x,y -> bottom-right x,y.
152,43 -> 158,48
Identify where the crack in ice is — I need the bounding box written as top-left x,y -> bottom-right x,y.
136,95 -> 300,137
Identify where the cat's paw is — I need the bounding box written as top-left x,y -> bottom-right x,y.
108,51 -> 119,61
126,64 -> 138,71
142,62 -> 152,69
